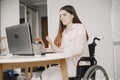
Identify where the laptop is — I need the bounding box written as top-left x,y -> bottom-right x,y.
6,23 -> 34,55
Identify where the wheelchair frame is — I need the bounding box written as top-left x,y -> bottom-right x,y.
76,37 -> 109,80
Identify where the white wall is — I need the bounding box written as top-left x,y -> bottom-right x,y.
1,0 -> 19,53
47,0 -> 114,79
0,1 -> 1,33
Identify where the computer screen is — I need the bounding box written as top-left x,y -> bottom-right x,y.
6,23 -> 33,55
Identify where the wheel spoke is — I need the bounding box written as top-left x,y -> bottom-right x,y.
83,65 -> 109,80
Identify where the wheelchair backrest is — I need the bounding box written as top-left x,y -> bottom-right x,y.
88,42 -> 96,57
88,37 -> 100,57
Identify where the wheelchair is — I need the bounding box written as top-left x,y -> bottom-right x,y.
75,37 -> 109,80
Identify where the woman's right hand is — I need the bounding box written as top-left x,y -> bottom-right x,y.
35,37 -> 43,43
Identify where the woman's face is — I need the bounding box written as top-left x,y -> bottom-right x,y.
59,10 -> 74,26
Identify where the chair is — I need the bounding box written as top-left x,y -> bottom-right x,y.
76,37 -> 100,80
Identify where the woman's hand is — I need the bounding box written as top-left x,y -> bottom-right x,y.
35,37 -> 45,48
45,36 -> 54,45
35,37 -> 43,43
45,36 -> 59,52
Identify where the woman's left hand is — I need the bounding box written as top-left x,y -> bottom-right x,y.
45,36 -> 54,45
35,37 -> 45,48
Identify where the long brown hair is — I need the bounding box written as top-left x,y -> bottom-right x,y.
54,5 -> 89,47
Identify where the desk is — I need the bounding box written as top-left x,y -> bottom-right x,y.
0,53 -> 70,80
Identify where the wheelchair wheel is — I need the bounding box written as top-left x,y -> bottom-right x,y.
83,65 -> 109,80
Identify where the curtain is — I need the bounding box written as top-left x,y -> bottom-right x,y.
111,0 -> 120,41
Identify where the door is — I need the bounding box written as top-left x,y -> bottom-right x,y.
41,17 -> 48,48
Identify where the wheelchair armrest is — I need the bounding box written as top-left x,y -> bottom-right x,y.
77,57 -> 97,66
79,57 -> 95,61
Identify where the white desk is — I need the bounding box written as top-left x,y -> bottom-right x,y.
0,53 -> 70,80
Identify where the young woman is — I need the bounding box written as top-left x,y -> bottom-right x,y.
36,5 -> 89,80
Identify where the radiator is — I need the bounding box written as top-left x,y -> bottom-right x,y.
113,41 -> 120,80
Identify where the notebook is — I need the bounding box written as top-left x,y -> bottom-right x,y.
6,23 -> 34,56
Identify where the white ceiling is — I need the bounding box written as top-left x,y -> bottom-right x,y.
27,0 -> 47,6
20,0 -> 47,11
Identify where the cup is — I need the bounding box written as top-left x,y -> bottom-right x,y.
33,42 -> 42,55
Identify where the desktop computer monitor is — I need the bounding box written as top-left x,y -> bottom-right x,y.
6,23 -> 33,55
